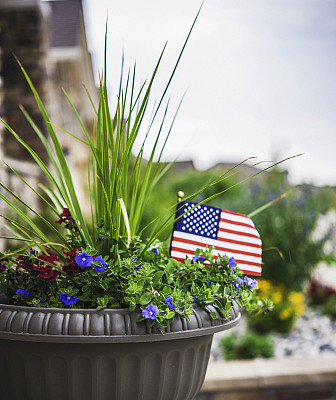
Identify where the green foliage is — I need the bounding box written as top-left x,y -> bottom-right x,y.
307,280 -> 336,319
0,10 -> 298,326
322,295 -> 336,319
218,331 -> 274,360
247,279 -> 306,334
235,170 -> 336,291
140,166 -> 239,241
144,165 -> 336,291
0,243 -> 268,326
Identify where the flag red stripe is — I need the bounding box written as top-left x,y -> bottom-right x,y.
221,218 -> 255,229
172,233 -> 262,250
216,236 -> 261,249
170,246 -> 261,267
171,255 -> 261,275
218,227 -> 260,240
171,237 -> 261,258
222,209 -> 249,218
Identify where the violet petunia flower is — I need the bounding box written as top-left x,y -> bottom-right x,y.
93,256 -> 108,272
75,251 -> 93,267
142,304 -> 159,320
244,276 -> 258,288
228,257 -> 236,268
16,288 -> 29,296
165,296 -> 175,310
60,293 -> 77,305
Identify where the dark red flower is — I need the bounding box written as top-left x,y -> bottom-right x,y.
55,208 -> 78,232
62,249 -> 85,276
39,253 -> 59,265
38,268 -> 58,282
55,208 -> 72,224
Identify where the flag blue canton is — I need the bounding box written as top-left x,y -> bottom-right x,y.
174,201 -> 221,239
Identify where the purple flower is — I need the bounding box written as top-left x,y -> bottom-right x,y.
193,255 -> 205,262
237,276 -> 244,286
244,276 -> 258,288
165,296 -> 175,310
205,280 -> 213,285
142,304 -> 159,320
93,256 -> 108,272
75,251 -> 93,267
153,248 -> 159,255
193,296 -> 201,301
16,288 -> 29,296
60,293 -> 77,305
233,282 -> 240,289
135,262 -> 142,270
228,257 -> 236,268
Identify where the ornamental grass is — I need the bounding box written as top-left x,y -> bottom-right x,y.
0,8 -> 294,326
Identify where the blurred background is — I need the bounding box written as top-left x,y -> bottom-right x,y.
0,0 -> 335,398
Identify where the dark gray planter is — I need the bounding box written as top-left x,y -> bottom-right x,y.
0,300 -> 240,400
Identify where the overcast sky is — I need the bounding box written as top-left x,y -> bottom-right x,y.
83,0 -> 336,186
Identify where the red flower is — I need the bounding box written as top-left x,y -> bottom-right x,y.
55,208 -> 78,232
62,249 -> 85,276
55,208 -> 72,224
36,253 -> 59,282
38,268 -> 58,282
39,253 -> 59,265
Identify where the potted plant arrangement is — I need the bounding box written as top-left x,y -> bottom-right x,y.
0,12 -> 274,400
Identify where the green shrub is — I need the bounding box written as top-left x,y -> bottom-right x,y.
307,280 -> 336,319
247,279 -> 306,334
141,165 -> 336,291
218,331 -> 274,360
322,295 -> 336,319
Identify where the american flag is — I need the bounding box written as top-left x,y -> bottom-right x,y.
170,201 -> 262,276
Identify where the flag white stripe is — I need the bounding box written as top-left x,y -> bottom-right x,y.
221,211 -> 255,225
173,230 -> 262,250
219,221 -> 259,236
170,202 -> 262,276
217,231 -> 262,246
171,239 -> 261,263
170,250 -> 262,273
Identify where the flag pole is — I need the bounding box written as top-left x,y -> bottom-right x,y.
169,191 -> 185,257
177,191 -> 185,202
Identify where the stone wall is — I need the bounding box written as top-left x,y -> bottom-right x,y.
0,0 -> 50,163
0,0 -> 50,250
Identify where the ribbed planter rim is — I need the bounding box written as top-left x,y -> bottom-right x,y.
0,300 -> 240,343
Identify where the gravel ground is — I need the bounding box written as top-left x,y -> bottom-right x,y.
211,307 -> 336,360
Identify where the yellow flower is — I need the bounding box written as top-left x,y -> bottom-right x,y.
288,292 -> 306,316
272,291 -> 283,303
279,309 -> 291,320
288,291 -> 305,305
257,279 -> 272,295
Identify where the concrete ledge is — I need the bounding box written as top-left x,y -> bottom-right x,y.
201,357 -> 336,392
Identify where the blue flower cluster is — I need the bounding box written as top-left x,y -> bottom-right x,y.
75,251 -> 108,272
235,275 -> 258,289
16,288 -> 29,296
165,296 -> 175,310
142,304 -> 159,320
60,293 -> 77,305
